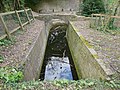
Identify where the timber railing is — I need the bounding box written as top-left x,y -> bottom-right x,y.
90,14 -> 120,31
0,8 -> 34,40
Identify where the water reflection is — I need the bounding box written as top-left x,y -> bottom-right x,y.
45,56 -> 73,80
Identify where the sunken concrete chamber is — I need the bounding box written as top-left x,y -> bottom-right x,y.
24,15 -> 113,81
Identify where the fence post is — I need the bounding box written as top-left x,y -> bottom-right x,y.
90,14 -> 94,28
30,9 -> 35,20
24,8 -> 31,23
15,10 -> 24,30
103,15 -> 111,31
101,15 -> 104,30
0,15 -> 11,39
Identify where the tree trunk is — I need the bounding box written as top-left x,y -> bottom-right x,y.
108,0 -> 120,28
0,0 -> 5,12
14,0 -> 20,10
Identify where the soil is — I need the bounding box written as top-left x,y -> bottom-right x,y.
72,20 -> 120,77
0,19 -> 44,67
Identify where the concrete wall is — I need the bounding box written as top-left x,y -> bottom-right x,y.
67,22 -> 113,79
24,22 -> 48,81
33,0 -> 80,13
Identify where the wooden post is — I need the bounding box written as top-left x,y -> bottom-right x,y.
0,15 -> 11,39
24,8 -> 31,23
98,16 -> 101,26
95,15 -> 97,28
103,15 -> 111,31
90,14 -> 94,28
30,9 -> 35,20
15,10 -> 24,30
101,15 -> 104,30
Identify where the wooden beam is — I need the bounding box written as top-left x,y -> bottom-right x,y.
92,14 -> 120,19
0,9 -> 30,16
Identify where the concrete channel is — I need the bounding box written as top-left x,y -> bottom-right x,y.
23,14 -> 113,81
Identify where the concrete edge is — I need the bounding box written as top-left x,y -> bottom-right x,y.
23,21 -> 48,81
69,21 -> 115,79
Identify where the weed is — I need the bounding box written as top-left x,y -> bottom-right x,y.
0,55 -> 4,63
0,66 -> 23,83
0,37 -> 16,47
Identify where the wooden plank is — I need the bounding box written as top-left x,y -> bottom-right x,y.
22,21 -> 29,26
17,9 -> 29,13
0,9 -> 30,16
15,10 -> 24,30
0,11 -> 16,16
92,14 -> 120,19
10,26 -> 21,34
0,15 -> 11,39
111,16 -> 120,19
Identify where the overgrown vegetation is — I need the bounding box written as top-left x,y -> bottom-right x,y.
0,38 -> 15,47
0,0 -> 25,12
90,0 -> 120,32
0,0 -> 41,12
0,37 -> 16,63
25,0 -> 41,8
0,38 -> 23,82
81,0 -> 105,16
0,67 -> 23,83
1,79 -> 120,90
108,0 -> 120,29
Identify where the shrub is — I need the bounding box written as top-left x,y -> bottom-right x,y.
81,0 -> 105,16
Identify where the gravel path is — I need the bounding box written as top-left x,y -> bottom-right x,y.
0,19 -> 44,67
72,20 -> 120,76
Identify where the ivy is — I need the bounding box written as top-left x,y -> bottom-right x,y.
0,37 -> 16,47
1,79 -> 120,89
0,67 -> 23,83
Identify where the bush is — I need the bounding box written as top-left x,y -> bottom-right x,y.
0,67 -> 23,83
81,0 -> 105,16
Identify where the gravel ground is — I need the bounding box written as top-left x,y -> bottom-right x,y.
72,20 -> 120,77
0,19 -> 44,67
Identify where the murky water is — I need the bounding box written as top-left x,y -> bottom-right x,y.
40,26 -> 78,80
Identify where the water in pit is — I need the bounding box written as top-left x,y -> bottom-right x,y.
40,26 -> 78,80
